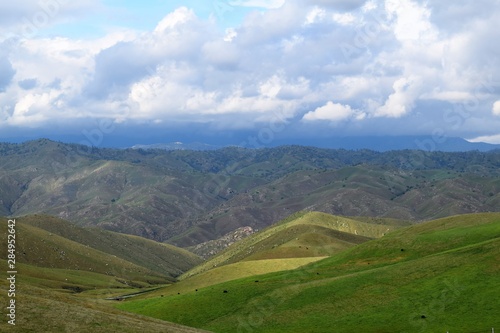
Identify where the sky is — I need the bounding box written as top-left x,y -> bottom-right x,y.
0,0 -> 500,147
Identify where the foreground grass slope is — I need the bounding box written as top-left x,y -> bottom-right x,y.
0,216 -> 210,332
182,211 -> 404,279
119,213 -> 500,333
0,274 -> 211,333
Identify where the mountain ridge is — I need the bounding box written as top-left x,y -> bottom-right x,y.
5,135 -> 500,151
129,136 -> 500,152
1,139 -> 499,249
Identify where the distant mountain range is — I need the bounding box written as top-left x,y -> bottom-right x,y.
1,139 -> 499,249
131,142 -> 221,151
306,135 -> 500,152
131,136 -> 500,152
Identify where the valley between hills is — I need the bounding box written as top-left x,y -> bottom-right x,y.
1,139 -> 499,332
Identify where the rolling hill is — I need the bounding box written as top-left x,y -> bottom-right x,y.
126,212 -> 406,299
181,211 -> 406,280
117,212 -> 500,333
0,215 -> 202,288
19,215 -> 202,278
0,214 -> 208,332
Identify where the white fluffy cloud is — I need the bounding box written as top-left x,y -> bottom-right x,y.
469,134 -> 500,145
493,101 -> 500,116
303,101 -> 358,122
375,76 -> 421,118
385,0 -> 436,42
1,0 -> 500,139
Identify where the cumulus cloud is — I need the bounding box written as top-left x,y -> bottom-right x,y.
332,12 -> 356,25
154,6 -> 196,33
375,76 -> 422,118
385,0 -> 437,42
303,101 -> 358,122
84,7 -> 210,100
304,7 -> 326,25
1,0 -> 499,140
493,101 -> 500,116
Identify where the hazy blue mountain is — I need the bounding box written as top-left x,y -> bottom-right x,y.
272,136 -> 500,152
130,136 -> 499,152
4,133 -> 499,152
131,142 -> 221,151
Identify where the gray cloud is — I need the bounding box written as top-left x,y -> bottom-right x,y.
83,41 -> 155,99
300,0 -> 368,11
0,56 -> 15,92
18,78 -> 38,90
427,0 -> 500,32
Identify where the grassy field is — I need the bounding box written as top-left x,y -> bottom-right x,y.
130,257 -> 327,300
118,212 -> 500,333
0,274 -> 211,333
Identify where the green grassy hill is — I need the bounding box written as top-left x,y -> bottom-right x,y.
118,213 -> 500,333
133,257 -> 326,299
181,211 -> 405,280
128,211 -> 398,300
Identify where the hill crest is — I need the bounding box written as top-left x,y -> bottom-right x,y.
181,211 -> 406,279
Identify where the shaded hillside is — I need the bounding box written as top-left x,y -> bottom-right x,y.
170,166 -> 500,247
19,215 -> 202,278
118,213 -> 500,333
0,215 -> 202,284
1,139 -> 499,246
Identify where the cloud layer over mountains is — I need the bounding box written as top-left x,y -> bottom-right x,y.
1,0 -> 499,142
